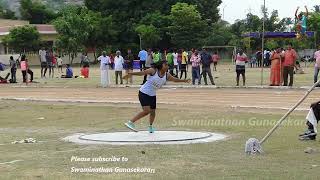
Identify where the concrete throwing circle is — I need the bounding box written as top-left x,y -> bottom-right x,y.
63,131 -> 227,145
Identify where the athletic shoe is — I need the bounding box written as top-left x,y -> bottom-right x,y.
125,121 -> 138,132
299,135 -> 316,141
148,125 -> 155,133
299,129 -> 316,137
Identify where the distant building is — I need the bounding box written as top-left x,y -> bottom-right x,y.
0,19 -> 58,54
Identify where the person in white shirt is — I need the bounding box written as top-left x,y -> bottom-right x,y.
57,56 -> 63,73
114,50 -> 124,84
98,51 -> 111,87
39,48 -> 47,78
172,49 -> 178,77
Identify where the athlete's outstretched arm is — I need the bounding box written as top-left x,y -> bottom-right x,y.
305,6 -> 308,16
167,73 -> 191,83
295,6 -> 299,19
122,68 -> 155,79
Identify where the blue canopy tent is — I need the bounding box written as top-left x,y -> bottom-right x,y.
242,31 -> 315,39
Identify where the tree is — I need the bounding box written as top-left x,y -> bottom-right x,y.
185,0 -> 222,23
139,11 -> 172,48
205,20 -> 233,46
53,6 -> 92,64
0,5 -> 17,20
20,0 -> 57,24
135,24 -> 161,48
307,11 -> 320,45
84,11 -> 117,63
3,25 -> 40,54
168,3 -> 208,48
84,0 -> 222,49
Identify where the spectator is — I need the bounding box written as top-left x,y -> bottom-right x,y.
172,49 -> 178,77
138,49 -> 148,71
313,46 -> 320,85
80,64 -> 89,78
109,52 -> 115,70
57,56 -> 63,73
20,54 -> 33,83
256,49 -> 262,67
153,49 -> 161,63
39,47 -> 47,78
235,49 -> 248,86
98,51 -> 111,87
283,43 -> 297,86
44,49 -> 54,78
264,49 -> 271,67
166,49 -> 174,76
61,64 -> 73,78
270,47 -> 282,86
294,61 -> 305,74
9,56 -> 17,83
83,53 -> 90,67
182,49 -> 189,74
250,54 -> 257,68
212,51 -> 220,71
142,49 -> 154,85
190,49 -> 201,85
0,62 -> 10,83
124,49 -> 134,84
201,48 -> 215,85
114,50 -> 124,85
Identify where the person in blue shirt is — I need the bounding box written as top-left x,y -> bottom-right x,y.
138,49 -> 148,71
61,64 -> 73,78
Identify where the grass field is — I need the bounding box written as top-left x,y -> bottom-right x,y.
1,63 -> 320,180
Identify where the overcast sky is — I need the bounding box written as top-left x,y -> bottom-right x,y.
220,0 -> 319,24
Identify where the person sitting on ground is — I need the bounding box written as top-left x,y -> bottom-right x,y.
0,72 -> 10,83
80,64 -> 89,78
0,62 -> 10,83
61,64 -> 73,78
299,100 -> 320,140
294,61 -> 305,74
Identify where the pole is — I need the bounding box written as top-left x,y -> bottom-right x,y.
261,0 -> 265,86
314,31 -> 317,49
223,5 -> 227,20
139,35 -> 142,50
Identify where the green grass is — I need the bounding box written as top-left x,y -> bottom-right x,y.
2,63 -> 317,88
0,101 -> 319,180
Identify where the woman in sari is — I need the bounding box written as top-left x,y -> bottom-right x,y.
270,47 -> 282,86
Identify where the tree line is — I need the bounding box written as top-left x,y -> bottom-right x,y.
3,0 -> 320,63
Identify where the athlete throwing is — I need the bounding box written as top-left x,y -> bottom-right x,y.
123,60 -> 191,133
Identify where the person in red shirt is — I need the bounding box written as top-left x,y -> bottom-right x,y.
212,51 -> 220,71
283,43 -> 297,86
80,64 -> 89,78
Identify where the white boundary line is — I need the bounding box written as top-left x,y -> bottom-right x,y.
63,132 -> 227,145
0,160 -> 23,165
0,97 -> 179,105
231,105 -> 309,111
8,84 -> 320,90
